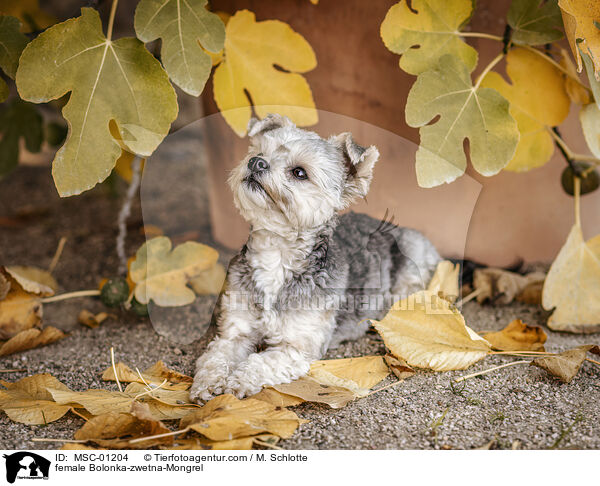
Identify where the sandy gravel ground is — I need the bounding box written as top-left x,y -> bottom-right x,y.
1,163 -> 599,450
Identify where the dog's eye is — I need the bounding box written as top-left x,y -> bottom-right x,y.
292,167 -> 308,180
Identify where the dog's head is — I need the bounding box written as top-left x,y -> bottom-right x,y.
228,114 -> 380,233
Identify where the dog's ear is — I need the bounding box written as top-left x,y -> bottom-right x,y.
331,132 -> 380,205
247,113 -> 294,137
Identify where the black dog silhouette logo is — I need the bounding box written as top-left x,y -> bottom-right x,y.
3,452 -> 51,483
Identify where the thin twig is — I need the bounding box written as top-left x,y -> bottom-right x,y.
549,128 -> 600,167
455,360 -> 530,383
70,408 -> 90,422
111,347 -> 122,392
489,350 -> 553,355
41,290 -> 100,303
31,438 -> 87,443
0,368 -> 26,373
574,177 -> 581,229
456,288 -> 483,307
116,157 -> 142,276
133,379 -> 168,401
366,379 -> 404,397
129,427 -> 190,444
48,237 -> 67,274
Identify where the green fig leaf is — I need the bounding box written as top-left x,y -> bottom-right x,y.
134,0 -> 225,96
508,0 -> 563,45
15,8 -> 178,196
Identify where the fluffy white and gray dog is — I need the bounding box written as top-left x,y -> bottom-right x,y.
190,114 -> 440,401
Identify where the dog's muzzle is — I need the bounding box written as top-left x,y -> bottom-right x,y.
247,156 -> 269,173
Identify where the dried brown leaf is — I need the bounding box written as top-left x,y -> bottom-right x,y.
473,268 -> 545,304
0,373 -> 72,424
74,410 -> 173,449
78,310 -> 111,328
384,354 -> 416,380
101,361 -> 192,390
0,273 -> 10,301
250,388 -> 305,407
180,394 -> 301,441
483,319 -> 547,351
0,326 -> 66,356
0,273 -> 43,340
273,377 -> 358,409
531,345 -> 594,382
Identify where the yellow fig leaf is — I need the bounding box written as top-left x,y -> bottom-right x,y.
129,236 -> 219,306
213,9 -> 317,136
481,48 -> 570,172
250,388 -> 305,408
0,326 -> 65,356
483,319 -> 547,352
380,0 -> 476,75
542,223 -> 600,332
180,394 -> 302,440
189,262 -> 226,295
560,49 -> 591,105
372,290 -> 491,371
427,260 -> 460,303
134,0 -> 225,96
559,0 -> 600,79
0,374 -> 72,424
15,8 -> 178,196
580,102 -> 600,157
405,54 -> 519,187
0,0 -> 55,33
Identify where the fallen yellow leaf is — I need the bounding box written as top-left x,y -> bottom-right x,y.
542,223 -> 600,332
189,263 -> 226,295
4,266 -> 57,295
483,319 -> 547,352
372,290 -> 491,371
473,268 -> 546,305
427,260 -> 460,303
0,270 -> 43,340
101,360 -> 192,390
78,310 -> 111,328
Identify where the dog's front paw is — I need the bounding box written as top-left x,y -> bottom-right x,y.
223,371 -> 264,399
190,359 -> 231,403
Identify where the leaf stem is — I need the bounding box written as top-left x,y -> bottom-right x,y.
574,177 -> 581,228
459,32 -> 504,42
106,0 -> 119,41
474,52 -> 505,89
455,360 -> 530,383
549,128 -> 600,166
48,237 -> 67,274
0,368 -> 26,373
128,427 -> 190,444
111,346 -> 122,392
253,438 -> 283,450
586,357 -> 600,367
40,290 -> 100,303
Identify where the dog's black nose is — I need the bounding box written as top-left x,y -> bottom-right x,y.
248,156 -> 269,172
